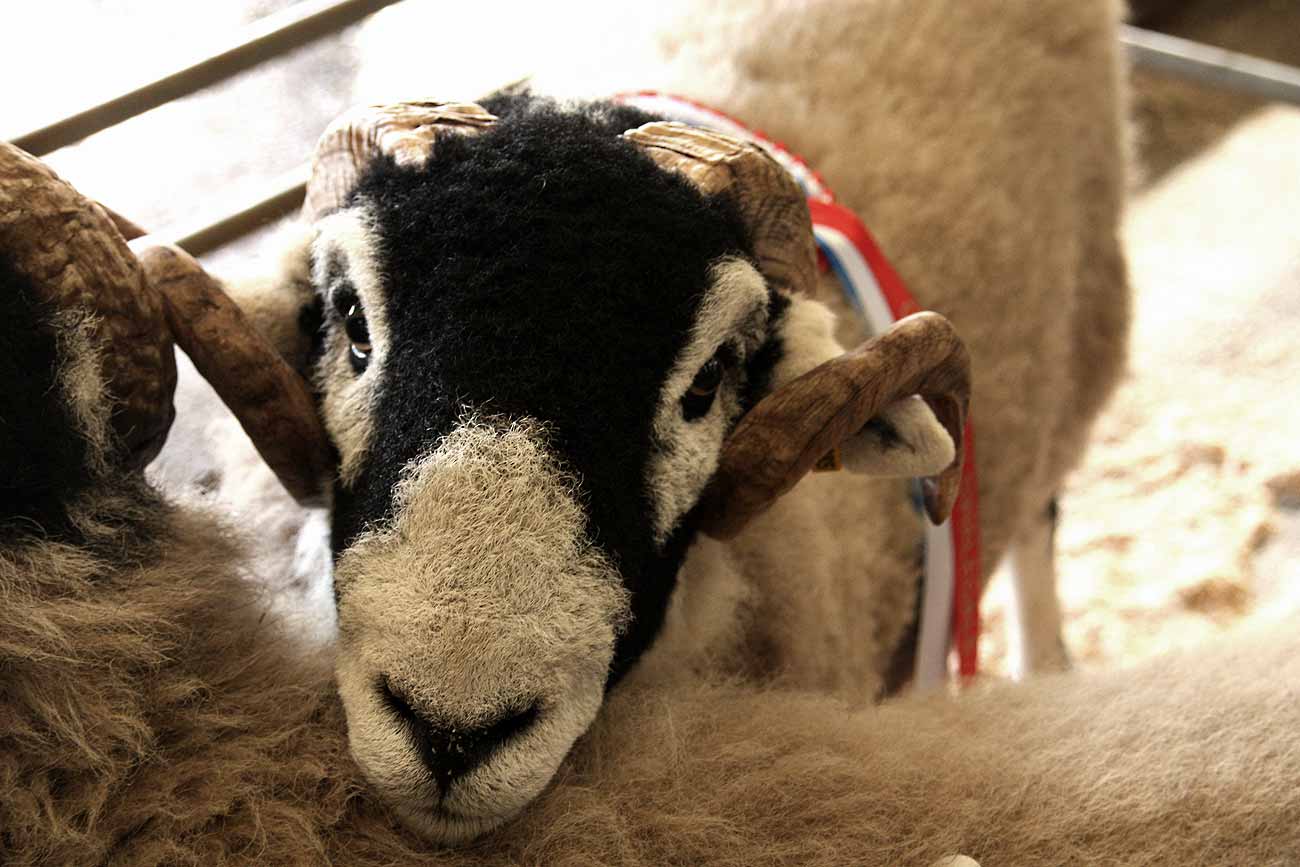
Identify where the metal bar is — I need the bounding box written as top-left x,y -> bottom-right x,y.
1122,24 -> 1300,107
102,205 -> 147,242
165,164 -> 309,257
97,165 -> 305,256
8,0 -> 401,156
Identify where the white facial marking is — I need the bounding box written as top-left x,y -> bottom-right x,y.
768,293 -> 843,388
52,309 -> 112,473
646,257 -> 769,544
333,419 -> 629,844
311,206 -> 390,487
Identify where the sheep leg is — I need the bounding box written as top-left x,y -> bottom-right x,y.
1007,499 -> 1071,676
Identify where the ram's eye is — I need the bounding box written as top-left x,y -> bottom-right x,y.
681,355 -> 723,421
344,303 -> 371,372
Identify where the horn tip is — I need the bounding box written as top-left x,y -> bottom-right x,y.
921,476 -> 960,526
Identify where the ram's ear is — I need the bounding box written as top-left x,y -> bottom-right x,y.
765,294 -> 955,479
218,221 -> 320,374
701,304 -> 969,539
842,396 -> 955,478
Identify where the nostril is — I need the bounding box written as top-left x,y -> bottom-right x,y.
482,701 -> 541,750
378,675 -> 426,730
376,677 -> 542,792
425,701 -> 542,790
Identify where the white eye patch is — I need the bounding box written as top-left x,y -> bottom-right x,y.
310,206 -> 390,487
646,257 -> 770,545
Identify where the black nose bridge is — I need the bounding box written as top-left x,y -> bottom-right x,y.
380,678 -> 540,792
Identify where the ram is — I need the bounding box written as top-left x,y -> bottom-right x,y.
3,0 -> 1139,853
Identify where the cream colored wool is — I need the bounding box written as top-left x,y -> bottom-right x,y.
4,487 -> 1299,865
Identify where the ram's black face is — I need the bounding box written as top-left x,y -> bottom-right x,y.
313,97 -> 786,842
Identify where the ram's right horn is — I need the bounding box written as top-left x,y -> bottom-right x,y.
697,311 -> 971,539
623,121 -> 819,300
0,141 -> 176,467
303,100 -> 498,222
132,242 -> 334,504
1,139 -> 334,503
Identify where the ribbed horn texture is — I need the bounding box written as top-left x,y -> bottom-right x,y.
0,141 -> 176,467
622,124 -> 969,536
696,312 -> 971,540
1,140 -> 332,502
132,243 -> 334,504
623,121 -> 818,297
303,100 -> 498,222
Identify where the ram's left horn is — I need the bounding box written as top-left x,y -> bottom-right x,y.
620,124 -> 969,539
697,312 -> 971,540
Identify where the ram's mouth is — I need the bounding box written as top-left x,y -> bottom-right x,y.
393,799 -> 521,846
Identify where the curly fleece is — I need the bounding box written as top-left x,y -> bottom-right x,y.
4,489 -> 1300,865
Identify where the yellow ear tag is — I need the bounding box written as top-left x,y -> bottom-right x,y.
813,448 -> 843,473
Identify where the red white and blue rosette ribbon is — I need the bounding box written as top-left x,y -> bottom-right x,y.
615,91 -> 982,686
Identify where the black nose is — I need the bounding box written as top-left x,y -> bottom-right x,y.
380,678 -> 541,791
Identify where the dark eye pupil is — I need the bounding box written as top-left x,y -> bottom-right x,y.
681,357 -> 723,421
344,304 -> 370,346
689,359 -> 722,396
343,302 -> 371,373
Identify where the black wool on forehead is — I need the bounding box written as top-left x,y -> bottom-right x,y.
332,97 -> 754,678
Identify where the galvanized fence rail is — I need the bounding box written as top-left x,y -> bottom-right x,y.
1121,25 -> 1300,108
7,9 -> 1298,258
9,0 -> 401,157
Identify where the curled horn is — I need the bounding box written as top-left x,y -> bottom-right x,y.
1,140 -> 332,502
623,122 -> 818,297
132,243 -> 334,503
621,123 -> 970,538
1,99 -> 498,500
303,100 -> 498,222
696,312 -> 971,540
0,142 -> 176,467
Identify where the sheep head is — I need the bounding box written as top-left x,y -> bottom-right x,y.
296,95 -> 968,843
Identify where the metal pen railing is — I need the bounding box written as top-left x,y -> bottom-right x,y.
7,8 -> 1297,258
1120,25 -> 1300,107
9,0 -> 401,157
